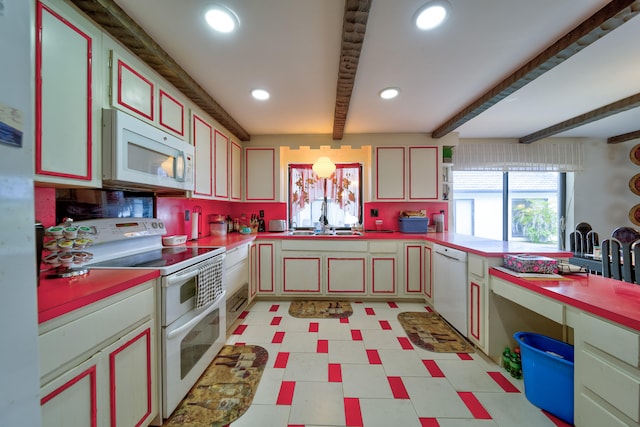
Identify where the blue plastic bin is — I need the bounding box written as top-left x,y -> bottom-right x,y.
398,217 -> 429,233
514,332 -> 574,424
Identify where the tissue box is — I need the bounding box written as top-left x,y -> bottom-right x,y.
504,254 -> 558,274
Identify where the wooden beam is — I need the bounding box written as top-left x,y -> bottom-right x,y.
431,0 -> 640,139
519,93 -> 640,144
608,129 -> 640,144
333,0 -> 372,140
70,0 -> 251,141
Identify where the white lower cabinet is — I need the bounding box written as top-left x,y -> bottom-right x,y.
39,281 -> 157,427
251,240 -> 277,296
574,312 -> 640,427
283,255 -> 322,294
403,242 -> 424,296
370,241 -> 397,295
423,243 -> 433,304
467,254 -> 488,350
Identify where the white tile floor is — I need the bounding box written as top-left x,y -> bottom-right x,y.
224,300 -> 571,427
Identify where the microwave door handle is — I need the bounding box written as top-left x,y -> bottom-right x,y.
166,268 -> 199,286
175,151 -> 185,182
166,293 -> 225,339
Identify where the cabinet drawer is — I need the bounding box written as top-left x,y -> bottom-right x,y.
582,349 -> 640,422
281,240 -> 367,252
468,256 -> 485,278
580,313 -> 640,368
369,241 -> 397,253
39,286 -> 154,382
576,392 -> 632,427
491,277 -> 564,323
226,244 -> 249,268
226,259 -> 248,296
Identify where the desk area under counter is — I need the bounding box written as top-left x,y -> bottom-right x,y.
488,268 -> 640,427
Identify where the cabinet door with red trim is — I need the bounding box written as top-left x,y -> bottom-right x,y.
403,243 -> 423,295
105,321 -> 156,427
245,148 -> 277,201
409,146 -> 438,200
375,147 -> 405,200
40,355 -> 100,427
423,244 -> 433,304
110,51 -> 155,122
213,129 -> 229,200
192,112 -> 214,198
327,256 -> 367,295
467,254 -> 488,349
230,140 -> 242,200
35,0 -> 101,187
158,88 -> 186,139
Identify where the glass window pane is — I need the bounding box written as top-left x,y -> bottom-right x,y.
509,171 -> 558,246
452,171 -> 503,240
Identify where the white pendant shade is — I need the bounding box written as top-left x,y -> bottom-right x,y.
312,156 -> 336,178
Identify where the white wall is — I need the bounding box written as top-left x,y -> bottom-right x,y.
0,1 -> 41,426
572,137 -> 640,239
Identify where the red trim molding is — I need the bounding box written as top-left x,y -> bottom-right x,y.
214,129 -> 229,199
327,257 -> 366,293
258,243 -> 275,293
117,59 -> 154,121
159,89 -> 185,136
41,365 -> 98,427
470,282 -> 481,341
192,113 -> 213,197
283,257 -> 321,293
371,257 -> 396,294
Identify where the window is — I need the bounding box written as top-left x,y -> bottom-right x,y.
453,171 -> 561,247
288,163 -> 362,229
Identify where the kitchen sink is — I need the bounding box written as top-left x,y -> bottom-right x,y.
289,230 -> 315,236
288,230 -> 362,236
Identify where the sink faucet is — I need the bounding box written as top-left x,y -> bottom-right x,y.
319,198 -> 329,232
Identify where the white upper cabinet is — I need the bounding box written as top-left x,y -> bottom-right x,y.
245,147 -> 277,201
158,88 -> 186,138
213,129 -> 229,199
192,112 -> 213,198
230,140 -> 242,200
35,0 -> 102,187
374,146 -> 441,201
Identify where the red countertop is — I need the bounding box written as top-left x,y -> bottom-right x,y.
490,268 -> 640,332
38,269 -> 159,324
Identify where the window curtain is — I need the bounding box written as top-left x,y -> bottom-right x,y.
289,164 -> 360,219
452,142 -> 584,172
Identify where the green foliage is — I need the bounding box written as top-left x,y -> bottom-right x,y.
512,199 -> 557,243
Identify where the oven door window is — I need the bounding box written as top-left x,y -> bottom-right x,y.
180,277 -> 196,304
180,307 -> 220,379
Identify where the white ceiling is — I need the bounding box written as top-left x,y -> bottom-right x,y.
112,0 -> 640,141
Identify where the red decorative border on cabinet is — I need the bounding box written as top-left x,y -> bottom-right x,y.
405,245 -> 423,293
41,365 -> 98,427
376,147 -> 405,200
192,113 -> 213,197
35,2 -> 93,181
282,257 -> 321,293
159,89 -> 185,136
371,257 -> 396,294
214,129 -> 229,199
109,328 -> 152,427
408,146 -> 439,200
327,257 -> 366,293
245,147 -> 276,201
230,140 -> 242,200
424,245 -> 433,298
258,243 -> 275,293
117,59 -> 154,121
470,281 -> 481,341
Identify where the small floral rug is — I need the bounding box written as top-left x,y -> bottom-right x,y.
398,312 -> 474,353
288,300 -> 353,318
163,345 -> 268,427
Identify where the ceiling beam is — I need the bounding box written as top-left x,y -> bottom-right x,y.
333,0 -> 372,140
608,129 -> 640,144
519,93 -> 640,144
431,0 -> 640,139
70,0 -> 251,141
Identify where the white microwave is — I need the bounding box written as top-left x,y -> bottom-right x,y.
102,109 -> 194,192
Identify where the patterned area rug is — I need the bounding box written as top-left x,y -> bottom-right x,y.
288,300 -> 353,318
163,345 -> 268,427
398,312 -> 475,353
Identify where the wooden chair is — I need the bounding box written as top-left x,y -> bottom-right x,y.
601,227 -> 640,284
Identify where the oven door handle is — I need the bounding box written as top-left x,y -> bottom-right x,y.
165,268 -> 199,286
166,293 -> 224,340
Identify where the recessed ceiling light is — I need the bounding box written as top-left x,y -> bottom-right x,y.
379,88 -> 399,100
204,4 -> 239,33
251,89 -> 270,100
415,0 -> 451,30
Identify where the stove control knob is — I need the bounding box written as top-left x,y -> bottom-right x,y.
151,223 -> 157,228
158,222 -> 164,229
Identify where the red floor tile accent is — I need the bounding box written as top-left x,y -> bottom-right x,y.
458,391 -> 492,419
344,397 -> 364,427
234,342 -> 246,346
272,331 -> 285,344
366,349 -> 382,364
329,363 -> 342,382
274,352 -> 290,368
419,418 -> 441,427
365,307 -> 375,315
276,381 -> 295,405
388,301 -> 399,308
425,306 -> 433,312
238,310 -> 249,319
543,410 -> 573,427
317,339 -> 329,353
269,304 -> 280,312
457,353 -> 474,360
379,320 -> 392,330
387,376 -> 410,399
288,425 -> 305,427
340,317 -> 349,324
487,371 -> 520,393
422,360 -> 445,377
308,322 -> 319,332
351,329 -> 363,341
270,316 -> 282,325
397,337 -> 414,349
232,324 -> 247,335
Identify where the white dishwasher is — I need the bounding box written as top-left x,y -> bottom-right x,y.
433,244 -> 468,336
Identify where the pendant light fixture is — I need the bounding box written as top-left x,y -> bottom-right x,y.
312,156 -> 336,178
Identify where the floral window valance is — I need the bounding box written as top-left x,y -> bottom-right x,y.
289,163 -> 360,221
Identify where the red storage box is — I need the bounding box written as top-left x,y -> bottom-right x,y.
503,254 -> 558,274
